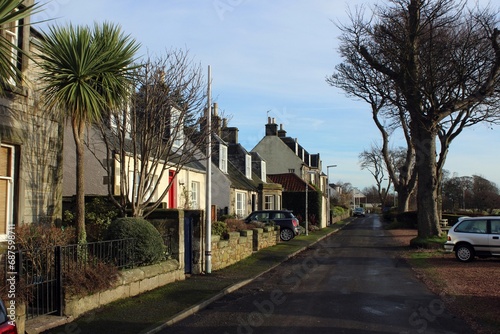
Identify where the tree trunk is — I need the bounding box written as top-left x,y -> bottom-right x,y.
413,127 -> 441,238
73,119 -> 87,245
396,187 -> 411,213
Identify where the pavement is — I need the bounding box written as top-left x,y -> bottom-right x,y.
29,220 -> 351,334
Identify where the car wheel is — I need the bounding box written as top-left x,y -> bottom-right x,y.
455,244 -> 474,262
280,228 -> 294,241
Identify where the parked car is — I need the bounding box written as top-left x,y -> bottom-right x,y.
353,207 -> 365,217
244,210 -> 300,241
0,299 -> 16,334
444,216 -> 500,262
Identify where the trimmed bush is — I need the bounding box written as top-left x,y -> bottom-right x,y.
106,217 -> 165,266
212,221 -> 228,237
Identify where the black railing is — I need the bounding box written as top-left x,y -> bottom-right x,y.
7,238 -> 136,319
59,238 -> 137,270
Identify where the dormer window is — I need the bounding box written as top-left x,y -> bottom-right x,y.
261,161 -> 266,182
171,107 -> 184,149
110,106 -> 132,139
219,144 -> 227,173
245,154 -> 251,179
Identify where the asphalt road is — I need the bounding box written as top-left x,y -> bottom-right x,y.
156,214 -> 473,334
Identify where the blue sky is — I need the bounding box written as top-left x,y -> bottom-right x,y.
35,0 -> 500,190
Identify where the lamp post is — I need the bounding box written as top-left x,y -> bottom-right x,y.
326,165 -> 337,225
305,170 -> 315,235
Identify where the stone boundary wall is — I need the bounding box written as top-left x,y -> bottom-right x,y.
331,213 -> 350,224
211,226 -> 279,271
63,259 -> 184,319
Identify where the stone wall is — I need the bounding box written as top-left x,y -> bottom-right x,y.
211,226 -> 279,271
63,259 -> 184,319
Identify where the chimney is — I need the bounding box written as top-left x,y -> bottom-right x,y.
213,102 -> 218,116
278,124 -> 287,137
222,127 -> 238,144
213,103 -> 221,136
265,117 -> 278,136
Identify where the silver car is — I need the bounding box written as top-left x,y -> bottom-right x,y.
444,216 -> 500,262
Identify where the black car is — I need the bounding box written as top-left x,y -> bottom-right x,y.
244,210 -> 300,241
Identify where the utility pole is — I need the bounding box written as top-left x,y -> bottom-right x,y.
205,65 -> 212,274
327,165 -> 337,225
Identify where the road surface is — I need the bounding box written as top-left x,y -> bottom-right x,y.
156,215 -> 472,334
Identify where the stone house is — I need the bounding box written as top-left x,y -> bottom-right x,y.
0,6 -> 63,241
212,110 -> 283,219
252,117 -> 328,227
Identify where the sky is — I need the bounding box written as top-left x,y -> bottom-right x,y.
34,0 -> 500,191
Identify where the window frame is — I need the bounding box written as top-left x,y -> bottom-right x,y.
170,107 -> 184,149
235,191 -> 247,218
245,154 -> 251,179
219,144 -> 228,173
264,195 -> 274,210
190,181 -> 200,209
3,15 -> 23,86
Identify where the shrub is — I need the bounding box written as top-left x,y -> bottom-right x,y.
15,223 -> 76,250
63,197 -> 120,241
106,217 -> 165,266
211,221 -> 228,237
84,197 -> 119,241
225,219 -> 249,232
333,206 -> 346,216
63,258 -> 119,296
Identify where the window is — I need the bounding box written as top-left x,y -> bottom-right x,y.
171,107 -> 184,149
0,145 -> 15,240
235,191 -> 246,217
144,174 -> 158,202
191,181 -> 200,209
128,171 -> 157,202
264,195 -> 274,210
110,107 -> 132,139
3,16 -> 22,85
288,169 -> 295,173
455,220 -> 488,234
490,220 -> 500,234
219,144 -> 227,173
261,161 -> 266,182
245,154 -> 251,179
273,212 -> 286,219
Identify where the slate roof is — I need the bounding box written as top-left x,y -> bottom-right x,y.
268,173 -> 314,192
226,161 -> 257,191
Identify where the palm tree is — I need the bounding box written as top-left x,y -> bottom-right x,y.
0,0 -> 39,92
36,22 -> 140,244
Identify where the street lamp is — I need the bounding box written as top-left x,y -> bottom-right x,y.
326,165 -> 337,225
305,170 -> 315,236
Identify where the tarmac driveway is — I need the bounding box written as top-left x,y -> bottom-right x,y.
159,214 -> 472,334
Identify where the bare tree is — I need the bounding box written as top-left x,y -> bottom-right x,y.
329,0 -> 500,237
92,49 -> 208,217
328,7 -> 418,214
359,144 -> 391,206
